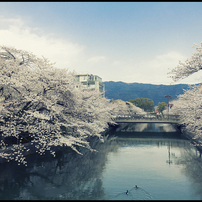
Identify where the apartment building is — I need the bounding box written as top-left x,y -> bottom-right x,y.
75,74 -> 105,96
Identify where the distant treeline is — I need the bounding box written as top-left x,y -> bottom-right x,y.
103,81 -> 198,105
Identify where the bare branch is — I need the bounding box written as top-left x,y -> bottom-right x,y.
5,49 -> 16,60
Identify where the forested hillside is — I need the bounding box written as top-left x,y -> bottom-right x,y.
103,81 -> 197,105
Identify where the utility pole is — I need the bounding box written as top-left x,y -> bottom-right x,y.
166,142 -> 172,165
165,95 -> 171,119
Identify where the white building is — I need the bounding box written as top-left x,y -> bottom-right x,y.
75,74 -> 105,96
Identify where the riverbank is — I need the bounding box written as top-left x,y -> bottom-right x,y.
0,141 -> 79,164
1,127 -> 202,165
0,135 -> 103,164
181,129 -> 202,154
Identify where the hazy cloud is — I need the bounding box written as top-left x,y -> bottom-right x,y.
87,56 -> 106,64
131,51 -> 188,84
0,16 -> 199,85
102,51 -> 188,84
150,51 -> 187,70
112,60 -> 121,66
0,16 -> 85,69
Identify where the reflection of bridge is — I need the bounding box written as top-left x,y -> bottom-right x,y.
113,114 -> 180,124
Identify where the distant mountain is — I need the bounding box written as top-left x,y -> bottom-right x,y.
103,81 -> 197,105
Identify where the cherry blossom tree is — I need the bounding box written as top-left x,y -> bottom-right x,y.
162,98 -> 185,116
168,42 -> 202,144
110,99 -> 146,117
0,46 -> 115,165
168,42 -> 202,82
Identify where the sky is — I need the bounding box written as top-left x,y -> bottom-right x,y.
0,2 -> 202,85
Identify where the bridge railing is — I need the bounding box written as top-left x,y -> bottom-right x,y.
112,114 -> 180,122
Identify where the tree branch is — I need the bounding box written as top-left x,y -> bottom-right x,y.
19,54 -> 25,65
5,49 -> 16,60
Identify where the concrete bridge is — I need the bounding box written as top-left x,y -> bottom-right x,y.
110,114 -> 182,135
114,118 -> 180,124
113,114 -> 180,124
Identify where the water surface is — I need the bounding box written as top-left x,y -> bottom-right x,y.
0,125 -> 202,200
102,136 -> 202,200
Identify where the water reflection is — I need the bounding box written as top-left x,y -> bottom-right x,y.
114,123 -> 178,132
0,136 -> 118,200
173,144 -> 202,198
103,135 -> 202,200
0,133 -> 202,200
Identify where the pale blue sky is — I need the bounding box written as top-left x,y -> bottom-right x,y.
0,2 -> 202,84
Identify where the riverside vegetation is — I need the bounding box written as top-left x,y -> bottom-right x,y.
0,42 -> 202,166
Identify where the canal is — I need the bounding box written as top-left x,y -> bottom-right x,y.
0,123 -> 202,200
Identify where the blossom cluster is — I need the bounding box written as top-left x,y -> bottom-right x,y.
168,42 -> 202,143
0,46 -> 117,165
